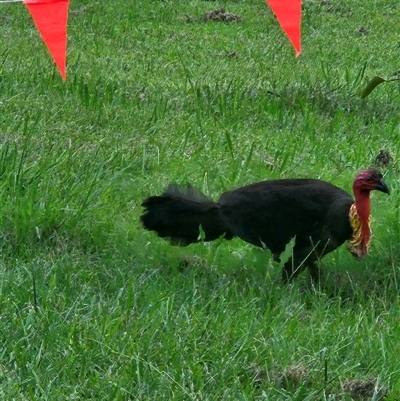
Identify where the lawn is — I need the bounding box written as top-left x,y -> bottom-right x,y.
0,0 -> 399,399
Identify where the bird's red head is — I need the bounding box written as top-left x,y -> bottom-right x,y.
349,168 -> 389,258
352,168 -> 390,196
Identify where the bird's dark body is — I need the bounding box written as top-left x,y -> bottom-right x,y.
141,178 -> 356,281
218,179 -> 353,255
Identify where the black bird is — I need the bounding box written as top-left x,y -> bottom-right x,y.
141,169 -> 389,281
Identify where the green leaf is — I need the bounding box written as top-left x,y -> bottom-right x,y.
360,76 -> 386,98
197,224 -> 206,242
279,236 -> 296,267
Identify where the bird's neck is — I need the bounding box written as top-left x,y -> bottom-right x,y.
349,190 -> 372,258
355,191 -> 371,226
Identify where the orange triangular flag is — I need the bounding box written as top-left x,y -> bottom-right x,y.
24,0 -> 70,80
266,0 -> 302,56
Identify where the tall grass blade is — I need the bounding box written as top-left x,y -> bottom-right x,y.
224,130 -> 234,160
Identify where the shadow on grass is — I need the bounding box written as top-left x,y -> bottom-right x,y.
147,245 -> 400,311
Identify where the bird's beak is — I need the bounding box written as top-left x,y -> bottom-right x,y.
375,179 -> 390,195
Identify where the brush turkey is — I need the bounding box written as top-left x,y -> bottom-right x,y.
141,169 -> 389,281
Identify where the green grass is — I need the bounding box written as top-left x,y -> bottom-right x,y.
0,0 -> 399,399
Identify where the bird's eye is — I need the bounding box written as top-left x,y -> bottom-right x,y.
365,177 -> 374,182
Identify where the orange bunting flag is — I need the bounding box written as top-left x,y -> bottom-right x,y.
23,0 -> 70,80
266,0 -> 302,56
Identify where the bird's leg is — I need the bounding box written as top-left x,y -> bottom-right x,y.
281,246 -> 319,283
307,262 -> 322,284
281,257 -> 307,283
281,263 -> 295,283
282,259 -> 322,284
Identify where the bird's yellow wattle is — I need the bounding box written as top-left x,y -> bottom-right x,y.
348,203 -> 371,258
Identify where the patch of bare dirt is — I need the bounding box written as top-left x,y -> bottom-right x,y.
358,27 -> 370,35
203,9 -> 241,22
372,149 -> 394,169
274,364 -> 312,389
342,378 -> 387,400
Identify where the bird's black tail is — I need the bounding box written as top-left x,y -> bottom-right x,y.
140,184 -> 232,245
